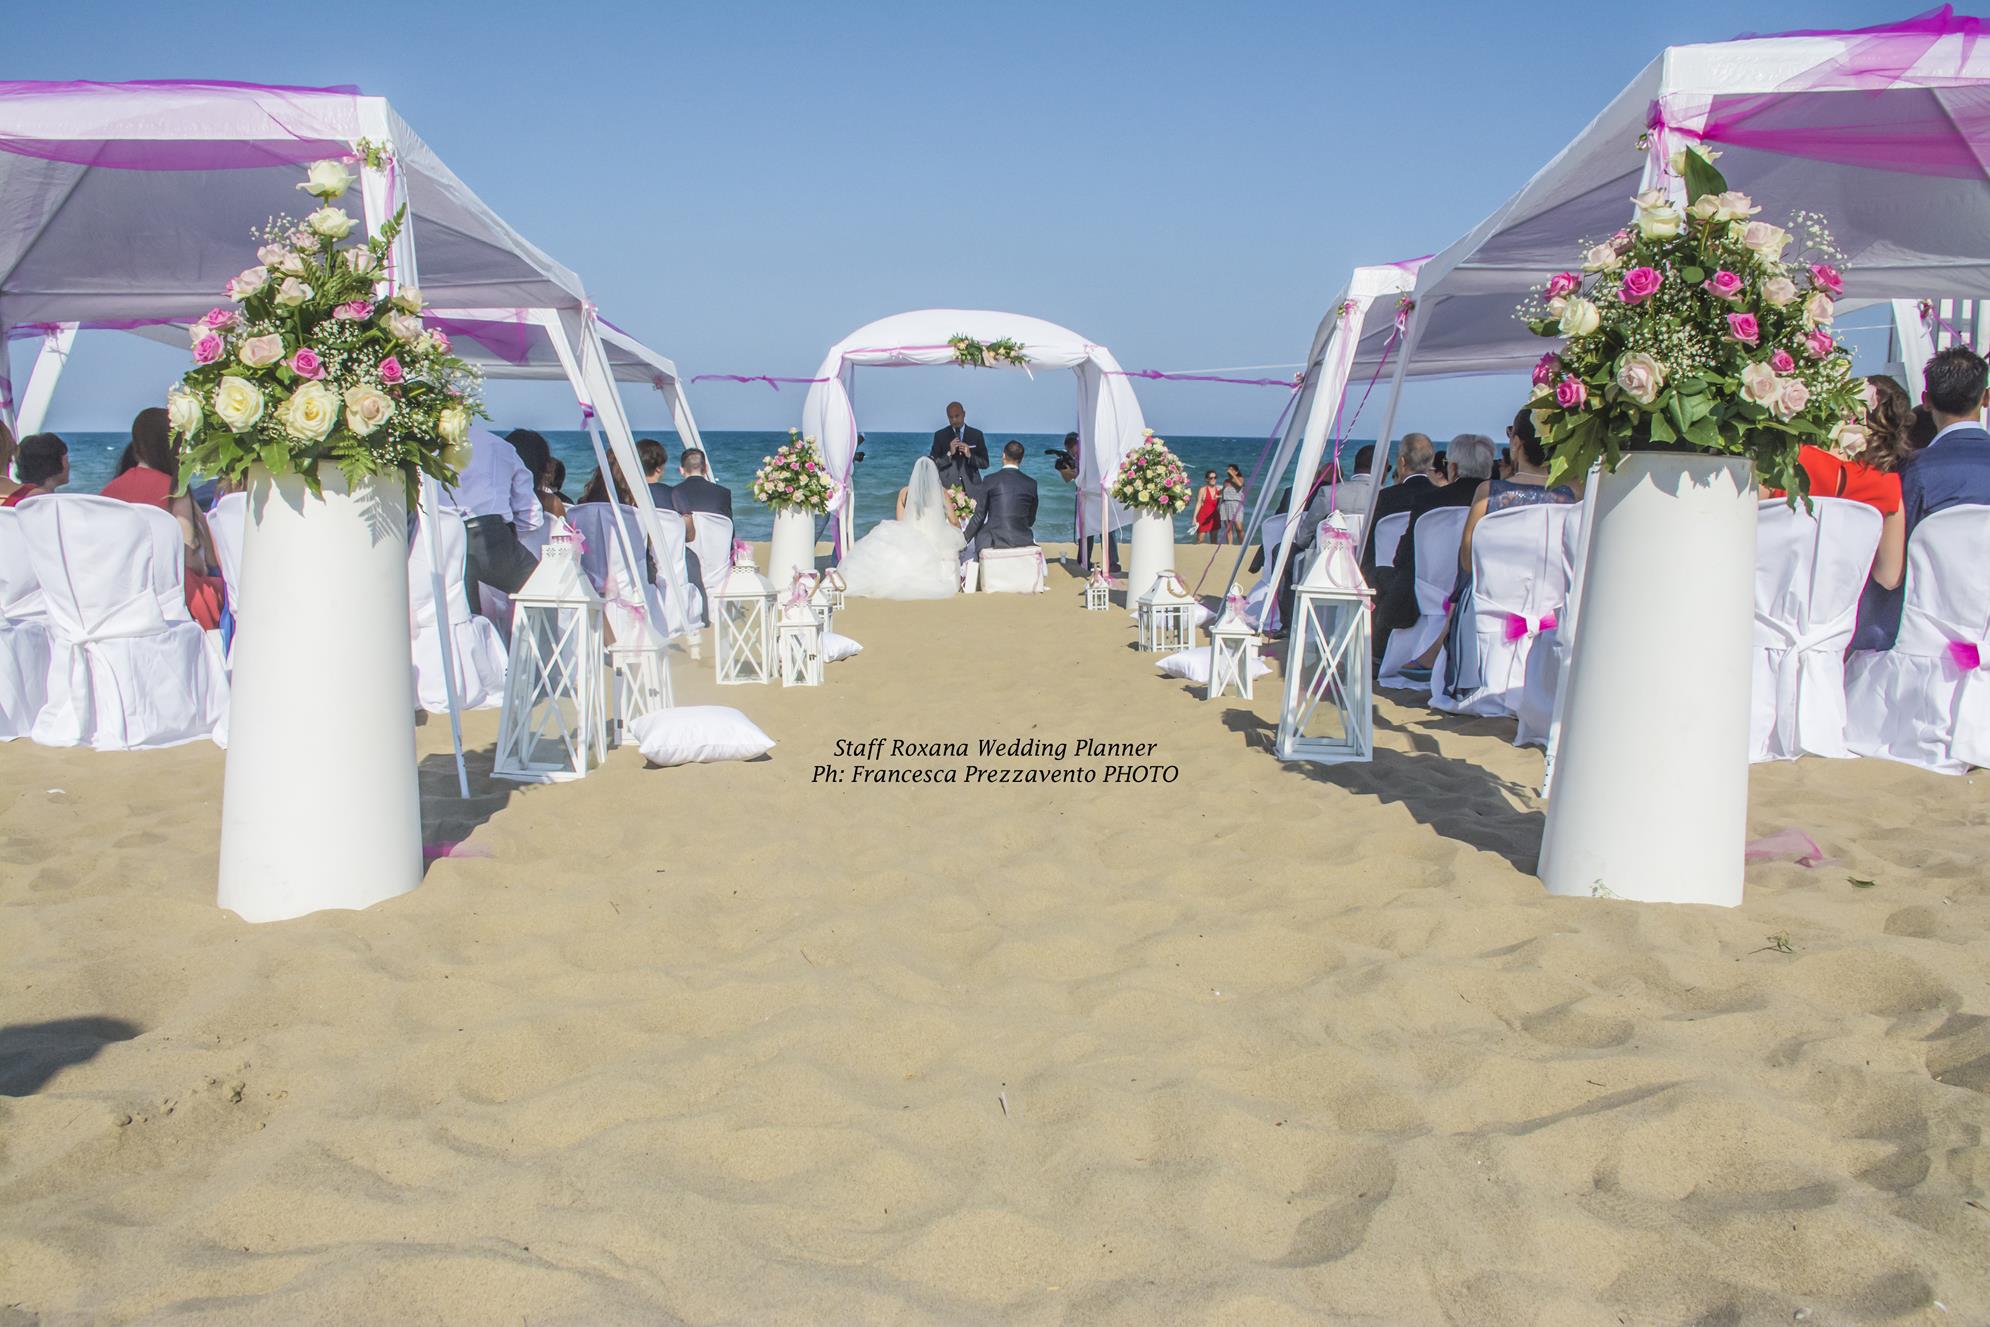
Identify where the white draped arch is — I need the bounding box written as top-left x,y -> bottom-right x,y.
799,309 -> 1150,550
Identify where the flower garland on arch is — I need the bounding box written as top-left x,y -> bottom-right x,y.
948,335 -> 1029,369
167,159 -> 484,498
1521,144 -> 1863,496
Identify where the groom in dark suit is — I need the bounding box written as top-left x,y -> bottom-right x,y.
961,440 -> 1038,557
931,401 -> 989,491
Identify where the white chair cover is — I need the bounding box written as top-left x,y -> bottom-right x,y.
1431,502 -> 1577,718
1846,504 -> 1990,774
208,491 -> 247,616
979,546 -> 1047,593
1241,512 -> 1289,631
0,508 -> 50,740
568,502 -> 668,645
1376,506 -> 1468,689
408,510 -> 509,712
1750,497 -> 1883,762
1371,511 -> 1410,570
17,495 -> 227,749
642,506 -> 695,639
688,512 -> 735,628
1514,506 -> 1585,747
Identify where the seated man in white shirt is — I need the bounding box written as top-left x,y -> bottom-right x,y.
442,425 -> 545,604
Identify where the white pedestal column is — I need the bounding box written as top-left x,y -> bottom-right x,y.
1537,454 -> 1756,907
1124,511 -> 1175,607
218,468 -> 423,923
767,507 -> 817,594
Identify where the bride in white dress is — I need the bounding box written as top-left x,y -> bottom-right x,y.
836,456 -> 966,599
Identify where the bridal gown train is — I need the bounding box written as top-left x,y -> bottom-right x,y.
836,457 -> 965,600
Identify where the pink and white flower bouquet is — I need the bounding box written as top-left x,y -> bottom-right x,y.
1109,430 -> 1192,515
168,159 -> 484,497
751,429 -> 834,513
1521,145 -> 1864,497
944,483 -> 975,525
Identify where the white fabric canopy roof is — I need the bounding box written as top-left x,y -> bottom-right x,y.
799,309 -> 1150,545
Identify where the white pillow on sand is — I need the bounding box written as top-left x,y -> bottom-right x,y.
631,706 -> 776,766
1156,646 -> 1272,686
822,631 -> 863,663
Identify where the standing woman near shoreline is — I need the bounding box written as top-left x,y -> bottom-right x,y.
1218,464 -> 1246,544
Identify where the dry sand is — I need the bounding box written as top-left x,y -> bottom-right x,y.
2,543 -> 1987,1325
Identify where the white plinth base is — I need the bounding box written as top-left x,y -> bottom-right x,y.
1538,454 -> 1756,907
1124,512 -> 1175,609
768,507 -> 818,595
217,469 -> 422,923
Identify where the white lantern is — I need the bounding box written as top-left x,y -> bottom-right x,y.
1138,571 -> 1197,652
817,567 -> 847,613
607,618 -> 672,741
1084,568 -> 1111,612
495,531 -> 608,783
804,570 -> 837,635
1206,589 -> 1260,701
715,549 -> 776,685
777,600 -> 826,687
1276,517 -> 1372,764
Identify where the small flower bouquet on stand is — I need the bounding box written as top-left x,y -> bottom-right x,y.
1110,430 -> 1192,603
753,429 -> 833,588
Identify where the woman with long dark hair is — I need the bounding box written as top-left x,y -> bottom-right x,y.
100,407 -> 225,628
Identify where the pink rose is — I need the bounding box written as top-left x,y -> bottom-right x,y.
1554,375 -> 1588,410
334,299 -> 373,320
1773,376 -> 1811,421
1609,228 -> 1635,254
1810,263 -> 1844,296
1543,271 -> 1582,301
1725,312 -> 1760,345
202,307 -> 238,330
1619,266 -> 1664,305
1769,348 -> 1796,373
1702,269 -> 1744,302
377,355 -> 404,384
1805,327 -> 1835,359
430,330 -> 451,354
290,348 -> 325,379
1531,352 -> 1560,387
193,334 -> 223,365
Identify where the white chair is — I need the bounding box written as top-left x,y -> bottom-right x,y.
1750,497 -> 1883,762
1846,504 -> 1990,774
1370,511 -> 1410,571
688,512 -> 735,628
408,510 -> 509,712
1241,512 -> 1289,631
642,506 -> 696,640
208,491 -> 248,617
18,495 -> 228,749
568,502 -> 668,644
1431,503 -> 1578,719
0,508 -> 51,740
1376,506 -> 1468,689
1515,506 -> 1585,747
979,545 -> 1047,593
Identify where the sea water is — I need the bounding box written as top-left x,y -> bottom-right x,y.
50,429 -> 1374,543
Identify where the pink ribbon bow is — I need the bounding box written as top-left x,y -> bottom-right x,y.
1948,640 -> 1983,671
1504,611 -> 1557,642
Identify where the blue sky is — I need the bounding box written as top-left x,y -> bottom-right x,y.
10,0 -> 1906,439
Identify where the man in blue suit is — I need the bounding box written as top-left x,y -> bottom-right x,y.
1854,345 -> 1990,649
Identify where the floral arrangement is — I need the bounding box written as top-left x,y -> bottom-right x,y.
1109,430 -> 1192,515
944,484 -> 976,525
1521,144 -> 1863,496
167,159 -> 483,497
750,429 -> 834,513
949,334 -> 1029,369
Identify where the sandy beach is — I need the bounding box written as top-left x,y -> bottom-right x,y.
3,542 -> 1987,1325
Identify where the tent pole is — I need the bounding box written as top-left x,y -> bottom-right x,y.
15,323 -> 78,437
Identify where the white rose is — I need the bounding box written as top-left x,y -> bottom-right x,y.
212,375 -> 265,432
226,267 -> 268,301
344,247 -> 381,277
1558,296 -> 1601,337
437,404 -> 471,449
1803,292 -> 1836,327
1741,221 -> 1790,259
1739,361 -> 1782,406
1714,191 -> 1758,222
343,384 -> 396,437
167,386 -> 204,436
1773,376 -> 1811,421
256,243 -> 288,268
384,311 -> 424,342
277,250 -> 309,276
274,277 -> 314,308
298,159 -> 354,200
305,206 -> 357,239
1632,189 -> 1683,241
391,286 -> 424,314
1688,194 -> 1722,223
1615,351 -> 1666,406
1762,276 -> 1799,307
1829,421 -> 1869,457
1580,243 -> 1621,273
277,380 -> 339,442
1667,142 -> 1720,176
237,333 -> 285,368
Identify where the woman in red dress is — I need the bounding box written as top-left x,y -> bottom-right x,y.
1191,470 -> 1222,544
100,408 -> 226,629
1767,374 -> 1913,591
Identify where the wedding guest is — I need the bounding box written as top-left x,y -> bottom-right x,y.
638,438 -> 675,509
1907,404 -> 1937,451
1192,471 -> 1222,544
1218,464 -> 1245,544
1771,374 -> 1910,514
671,448 -> 732,520
540,458 -> 570,517
1370,432 -> 1490,660
1854,346 -> 1990,649
3,432 -> 67,507
99,407 -> 226,628
442,425 -> 543,602
0,420 -> 19,501
578,455 -> 639,506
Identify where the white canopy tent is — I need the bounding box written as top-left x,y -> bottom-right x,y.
799,309 -> 1151,551
0,80 -> 688,793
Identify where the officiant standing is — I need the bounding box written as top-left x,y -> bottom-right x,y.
931,401 -> 988,491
